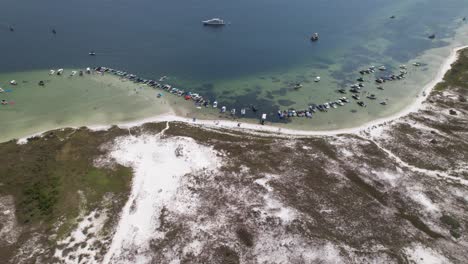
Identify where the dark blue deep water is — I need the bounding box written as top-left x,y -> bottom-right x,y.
1,0 -> 466,79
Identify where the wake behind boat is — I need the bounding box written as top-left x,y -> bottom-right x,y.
202,18 -> 225,26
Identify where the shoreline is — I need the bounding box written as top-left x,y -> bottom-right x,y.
13,45 -> 468,143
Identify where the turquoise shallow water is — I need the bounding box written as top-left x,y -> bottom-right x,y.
1,0 -> 468,139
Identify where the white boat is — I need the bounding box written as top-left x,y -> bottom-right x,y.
311,33 -> 319,41
86,67 -> 91,74
0,88 -> 4,93
71,71 -> 77,76
10,80 -> 17,85
57,69 -> 64,75
221,106 -> 226,113
203,18 -> 225,26
49,70 -> 55,75
314,76 -> 321,82
213,101 -> 218,108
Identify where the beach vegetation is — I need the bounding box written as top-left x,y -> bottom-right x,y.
435,48 -> 468,91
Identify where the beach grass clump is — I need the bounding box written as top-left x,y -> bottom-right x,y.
440,214 -> 462,238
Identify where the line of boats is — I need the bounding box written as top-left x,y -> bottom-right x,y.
24,59 -> 423,121
91,66 -> 389,121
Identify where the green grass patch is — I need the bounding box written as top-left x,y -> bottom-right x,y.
434,48 -> 468,91
0,127 -> 131,241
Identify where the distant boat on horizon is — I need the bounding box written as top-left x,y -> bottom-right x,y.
202,18 -> 225,26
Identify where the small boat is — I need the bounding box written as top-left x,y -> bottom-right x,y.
57,69 -> 64,75
378,66 -> 386,71
390,15 -> 396,19
340,97 -> 350,103
463,17 -> 466,21
422,91 -> 427,96
413,62 -> 421,67
377,86 -> 384,90
221,106 -> 227,113
10,80 -> 17,85
240,108 -> 246,116
202,18 -> 225,26
428,34 -> 435,39
251,105 -> 258,112
52,29 -> 57,34
231,108 -> 236,115
213,101 -> 218,108
159,76 -> 168,82
338,88 -> 346,94
357,77 -> 364,82
311,33 -> 319,41
49,70 -> 55,75
86,67 -> 91,74
0,88 -> 4,93
79,71 -> 84,76
294,83 -> 303,89
38,80 -> 45,86
314,76 -> 321,82
324,102 -> 330,109
336,100 -> 344,106
9,26 -> 14,32
380,101 -> 387,105
399,65 -> 407,69
352,94 -> 360,100
367,94 -> 377,100
89,51 -> 96,56
71,71 -> 77,76
357,101 -> 366,107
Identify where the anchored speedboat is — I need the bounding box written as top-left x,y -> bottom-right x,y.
203,18 -> 225,26
311,33 -> 319,41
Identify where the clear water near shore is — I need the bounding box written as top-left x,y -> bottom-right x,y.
1,0 -> 468,141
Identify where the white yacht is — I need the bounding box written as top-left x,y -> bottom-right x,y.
202,18 -> 225,26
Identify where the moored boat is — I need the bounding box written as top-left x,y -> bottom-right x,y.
203,18 -> 225,26
311,33 -> 319,41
